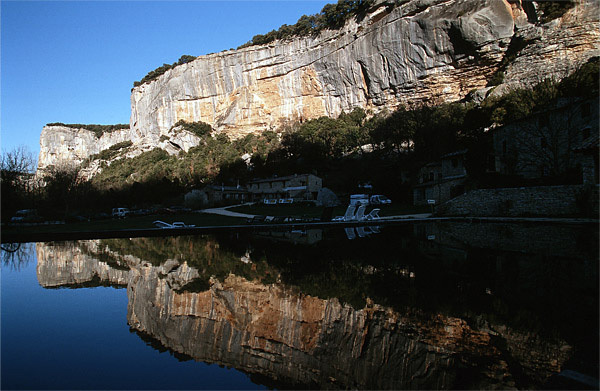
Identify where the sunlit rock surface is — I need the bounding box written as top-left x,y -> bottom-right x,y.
37,0 -> 599,174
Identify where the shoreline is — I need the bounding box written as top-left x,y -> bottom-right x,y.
2,215 -> 597,244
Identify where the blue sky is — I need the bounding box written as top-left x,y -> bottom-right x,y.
1,0 -> 329,162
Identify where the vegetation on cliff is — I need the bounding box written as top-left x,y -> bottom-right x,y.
238,0 -> 375,49
170,119 -> 212,138
132,55 -> 196,88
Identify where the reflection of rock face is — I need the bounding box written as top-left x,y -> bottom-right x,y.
36,242 -> 129,288
125,261 -> 568,389
128,270 -> 464,389
36,236 -> 578,389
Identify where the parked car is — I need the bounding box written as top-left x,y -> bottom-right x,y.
10,209 -> 40,223
350,194 -> 392,206
112,208 -> 130,218
370,195 -> 392,205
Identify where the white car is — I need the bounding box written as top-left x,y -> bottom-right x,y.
112,208 -> 130,218
370,195 -> 392,205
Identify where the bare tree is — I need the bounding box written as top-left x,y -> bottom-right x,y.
1,146 -> 38,220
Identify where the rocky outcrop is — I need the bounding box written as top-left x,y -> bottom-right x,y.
37,124 -> 204,177
37,0 -> 599,174
37,125 -> 133,173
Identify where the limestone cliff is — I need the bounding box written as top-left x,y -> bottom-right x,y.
129,0 -> 598,140
37,0 -> 599,174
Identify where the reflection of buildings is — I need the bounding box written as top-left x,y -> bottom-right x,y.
253,228 -> 323,245
34,229 -> 595,390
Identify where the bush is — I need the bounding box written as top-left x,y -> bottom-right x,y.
133,55 -> 197,87
172,120 -> 212,138
238,0 -> 376,49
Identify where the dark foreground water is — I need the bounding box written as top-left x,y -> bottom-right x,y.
2,222 -> 598,390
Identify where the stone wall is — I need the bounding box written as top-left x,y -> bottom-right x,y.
435,185 -> 599,217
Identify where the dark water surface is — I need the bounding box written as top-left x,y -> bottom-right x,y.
2,222 -> 598,390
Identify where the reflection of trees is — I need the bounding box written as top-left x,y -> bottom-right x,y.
1,242 -> 33,271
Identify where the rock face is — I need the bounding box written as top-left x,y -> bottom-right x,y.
37,0 -> 599,174
37,125 -> 132,172
129,0 -> 598,139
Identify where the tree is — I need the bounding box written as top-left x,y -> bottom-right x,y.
1,146 -> 37,220
42,163 -> 82,218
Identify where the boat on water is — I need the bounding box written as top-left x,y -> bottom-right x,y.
153,220 -> 195,229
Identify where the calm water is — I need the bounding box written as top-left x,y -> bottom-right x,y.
2,222 -> 598,390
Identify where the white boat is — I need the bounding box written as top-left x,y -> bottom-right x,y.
153,220 -> 195,229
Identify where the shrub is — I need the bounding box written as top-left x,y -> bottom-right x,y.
238,0 -> 376,49
171,120 -> 212,138
133,55 -> 197,87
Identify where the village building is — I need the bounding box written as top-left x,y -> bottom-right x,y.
413,150 -> 468,205
247,174 -> 322,202
196,184 -> 249,207
492,97 -> 599,184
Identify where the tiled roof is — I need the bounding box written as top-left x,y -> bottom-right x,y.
249,174 -> 316,184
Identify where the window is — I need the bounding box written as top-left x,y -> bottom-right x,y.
452,158 -> 458,168
429,172 -> 434,181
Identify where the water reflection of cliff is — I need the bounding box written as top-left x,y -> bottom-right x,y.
35,222 -> 598,389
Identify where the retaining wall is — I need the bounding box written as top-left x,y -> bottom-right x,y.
435,185 -> 599,217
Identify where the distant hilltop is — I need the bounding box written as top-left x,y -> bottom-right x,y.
38,0 -> 600,175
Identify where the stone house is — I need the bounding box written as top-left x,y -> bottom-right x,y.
248,174 -> 322,202
413,150 -> 468,205
197,185 -> 249,207
492,97 -> 599,184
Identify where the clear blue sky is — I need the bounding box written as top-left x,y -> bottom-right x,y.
1,0 -> 330,162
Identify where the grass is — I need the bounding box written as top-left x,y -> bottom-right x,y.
2,203 -> 432,238
227,203 -> 431,218
1,212 -> 246,236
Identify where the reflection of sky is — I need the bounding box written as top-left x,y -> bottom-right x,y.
1,245 -> 265,390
